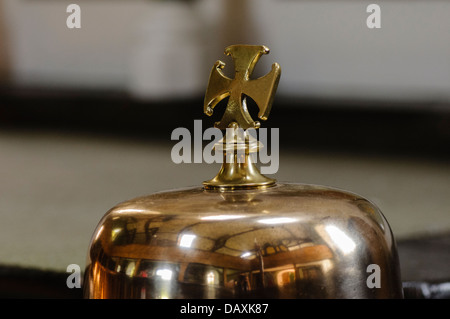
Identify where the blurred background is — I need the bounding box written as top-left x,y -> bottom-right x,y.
0,0 -> 449,298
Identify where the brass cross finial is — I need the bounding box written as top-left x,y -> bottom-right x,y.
203,45 -> 281,190
204,45 -> 281,130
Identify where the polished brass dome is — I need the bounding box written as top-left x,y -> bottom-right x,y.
83,45 -> 403,299
84,183 -> 402,299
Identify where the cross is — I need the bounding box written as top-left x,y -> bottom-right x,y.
204,45 -> 281,130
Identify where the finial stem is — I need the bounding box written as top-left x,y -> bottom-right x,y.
203,126 -> 276,190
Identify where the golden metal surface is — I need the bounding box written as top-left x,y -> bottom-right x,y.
84,183 -> 403,299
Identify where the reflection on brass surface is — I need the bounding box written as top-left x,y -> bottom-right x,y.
84,183 -> 403,299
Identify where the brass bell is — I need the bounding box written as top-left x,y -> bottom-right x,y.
83,45 -> 403,299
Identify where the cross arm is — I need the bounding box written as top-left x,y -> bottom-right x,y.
243,62 -> 281,121
203,60 -> 233,116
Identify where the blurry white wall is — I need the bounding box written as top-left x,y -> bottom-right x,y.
2,0 -> 450,105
